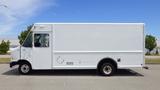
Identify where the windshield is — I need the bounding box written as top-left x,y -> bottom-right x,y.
22,32 -> 32,47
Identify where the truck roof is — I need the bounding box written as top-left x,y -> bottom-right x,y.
34,23 -> 145,25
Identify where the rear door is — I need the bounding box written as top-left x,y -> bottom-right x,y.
32,31 -> 52,69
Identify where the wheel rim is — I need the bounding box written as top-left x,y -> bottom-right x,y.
103,65 -> 112,75
21,64 -> 30,73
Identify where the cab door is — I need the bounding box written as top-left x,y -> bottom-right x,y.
32,32 -> 52,69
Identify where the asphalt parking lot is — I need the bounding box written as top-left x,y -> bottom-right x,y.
0,64 -> 160,90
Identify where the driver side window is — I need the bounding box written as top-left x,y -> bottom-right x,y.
22,32 -> 32,47
34,34 -> 49,47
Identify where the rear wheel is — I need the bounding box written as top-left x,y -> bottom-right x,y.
18,63 -> 32,75
100,63 -> 116,76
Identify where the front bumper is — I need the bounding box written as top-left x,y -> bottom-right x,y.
10,61 -> 18,68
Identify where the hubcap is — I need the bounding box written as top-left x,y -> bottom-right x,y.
103,65 -> 112,75
21,64 -> 30,73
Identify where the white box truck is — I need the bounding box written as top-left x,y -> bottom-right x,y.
10,23 -> 145,76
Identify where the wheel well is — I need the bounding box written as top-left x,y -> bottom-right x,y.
97,58 -> 117,70
17,60 -> 32,68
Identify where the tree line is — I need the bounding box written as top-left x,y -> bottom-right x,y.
0,40 -> 10,54
145,35 -> 158,55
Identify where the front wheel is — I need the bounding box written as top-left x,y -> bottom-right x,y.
100,63 -> 116,76
18,63 -> 32,75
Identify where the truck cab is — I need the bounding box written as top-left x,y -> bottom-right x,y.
10,24 -> 52,74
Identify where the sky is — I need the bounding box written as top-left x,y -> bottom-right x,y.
0,0 -> 160,42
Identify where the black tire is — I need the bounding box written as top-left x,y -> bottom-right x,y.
100,63 -> 116,76
18,63 -> 32,75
